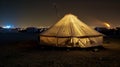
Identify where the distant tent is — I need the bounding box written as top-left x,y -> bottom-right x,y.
40,14 -> 103,48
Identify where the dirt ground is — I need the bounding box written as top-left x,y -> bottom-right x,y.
0,37 -> 120,67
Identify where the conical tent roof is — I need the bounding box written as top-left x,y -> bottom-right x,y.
40,14 -> 103,48
41,14 -> 102,37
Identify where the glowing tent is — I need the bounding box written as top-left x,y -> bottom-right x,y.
40,14 -> 103,48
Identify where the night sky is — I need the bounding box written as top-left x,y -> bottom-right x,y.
0,0 -> 120,28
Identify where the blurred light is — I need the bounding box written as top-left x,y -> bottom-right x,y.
3,25 -> 12,29
103,22 -> 111,29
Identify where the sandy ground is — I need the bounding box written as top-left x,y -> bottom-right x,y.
0,35 -> 120,67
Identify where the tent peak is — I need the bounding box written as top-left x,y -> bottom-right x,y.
65,14 -> 77,17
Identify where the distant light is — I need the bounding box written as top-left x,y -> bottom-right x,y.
3,25 -> 12,29
103,22 -> 111,29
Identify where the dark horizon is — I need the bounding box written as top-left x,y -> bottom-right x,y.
0,0 -> 120,28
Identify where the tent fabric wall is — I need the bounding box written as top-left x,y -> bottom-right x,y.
40,36 -> 103,48
40,14 -> 103,48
